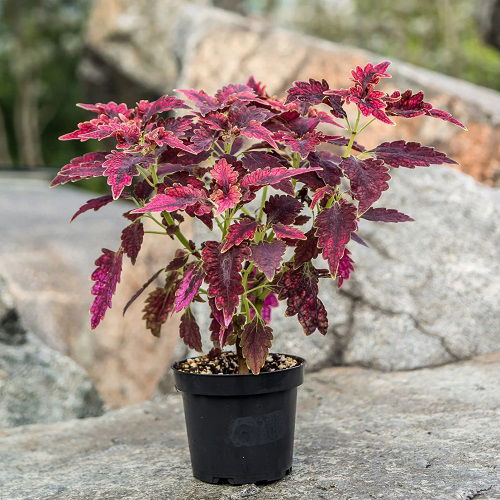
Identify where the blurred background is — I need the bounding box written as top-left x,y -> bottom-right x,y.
0,0 -> 499,427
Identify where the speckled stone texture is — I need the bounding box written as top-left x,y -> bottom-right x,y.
0,352 -> 498,499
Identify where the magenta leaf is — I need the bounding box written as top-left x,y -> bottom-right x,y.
174,263 -> 204,312
221,219 -> 259,253
278,130 -> 324,158
285,78 -> 329,106
337,248 -> 354,287
176,88 -> 219,115
361,207 -> 414,223
142,95 -> 188,121
341,156 -> 390,213
50,152 -> 107,186
241,166 -> 320,187
123,268 -> 164,316
121,222 -> 144,265
310,186 -> 334,209
202,241 -> 250,327
314,202 -> 357,277
179,308 -> 203,352
132,184 -> 210,214
77,101 -> 131,117
70,195 -> 113,222
263,194 -> 303,225
90,249 -> 123,329
273,223 -> 306,241
372,140 -> 457,168
241,120 -> 278,148
262,293 -> 279,324
276,264 -> 328,335
102,151 -> 154,199
249,241 -> 286,280
210,158 -> 242,215
241,319 -> 273,374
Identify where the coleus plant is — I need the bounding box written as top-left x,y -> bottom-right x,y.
52,61 -> 465,374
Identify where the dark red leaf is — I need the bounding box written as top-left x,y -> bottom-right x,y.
121,221 -> 144,264
314,202 -> 357,277
165,249 -> 189,271
123,268 -> 164,316
249,241 -> 286,280
337,248 -> 354,287
263,194 -> 303,225
273,223 -> 306,241
285,78 -> 329,106
309,151 -> 343,187
293,229 -> 320,269
372,140 -> 457,168
202,241 -> 250,326
241,151 -> 285,171
221,219 -> 259,253
210,158 -> 242,216
70,195 -> 113,222
141,95 -> 188,121
327,136 -> 366,152
241,166 -> 320,187
179,308 -> 202,352
176,88 -> 219,115
361,207 -> 414,223
277,130 -> 324,158
276,264 -> 328,335
90,249 -> 123,329
351,232 -> 369,247
341,156 -> 391,213
241,319 -> 273,374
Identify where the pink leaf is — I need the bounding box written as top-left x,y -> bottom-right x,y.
241,166 -> 320,187
90,249 -> 123,329
141,95 -> 188,121
273,223 -> 307,240
221,219 -> 259,253
278,130 -> 324,158
176,88 -> 219,116
174,263 -> 204,312
179,309 -> 203,352
361,207 -> 414,223
310,186 -> 334,209
209,158 -> 242,215
249,241 -> 286,280
102,151 -> 154,199
261,293 -> 279,324
337,248 -> 354,287
241,319 -> 273,374
341,156 -> 391,213
70,195 -> 114,222
202,241 -> 250,327
211,158 -> 239,186
131,184 -> 209,214
241,120 -> 278,148
121,222 -> 144,265
314,202 -> 358,277
50,152 -> 107,186
372,140 -> 457,168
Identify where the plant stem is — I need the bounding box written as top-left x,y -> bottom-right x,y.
342,109 -> 361,159
236,339 -> 249,375
258,185 -> 268,222
161,211 -> 194,254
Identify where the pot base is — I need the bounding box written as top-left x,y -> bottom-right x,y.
195,466 -> 292,485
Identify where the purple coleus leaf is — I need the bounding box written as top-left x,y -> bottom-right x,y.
221,219 -> 259,253
176,88 -> 219,116
337,248 -> 354,287
277,130 -> 324,158
285,78 -> 329,107
241,151 -> 285,171
261,293 -> 279,324
309,151 -> 343,187
174,263 -> 204,312
143,288 -> 173,337
123,268 -> 164,316
361,207 -> 414,223
241,318 -> 273,374
293,229 -> 320,269
371,140 -> 457,168
121,221 -> 144,265
314,202 -> 358,277
50,152 -> 107,186
249,241 -> 286,280
341,156 -> 391,213
276,264 -> 328,336
102,151 -> 155,199
179,308 -> 202,352
241,166 -> 321,187
90,248 -> 123,329
70,195 -> 114,222
310,186 -> 334,209
202,241 -> 250,327
273,223 -> 307,241
263,194 -> 303,225
141,95 -> 188,122
210,158 -> 242,216
132,184 -> 210,214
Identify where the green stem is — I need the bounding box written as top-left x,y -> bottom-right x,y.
137,166 -> 155,188
258,186 -> 268,223
342,109 -> 361,159
357,117 -> 375,135
244,283 -> 271,296
161,211 -> 194,254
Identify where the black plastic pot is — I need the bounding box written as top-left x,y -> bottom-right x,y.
172,354 -> 305,485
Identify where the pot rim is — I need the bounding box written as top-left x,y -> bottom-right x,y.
171,352 -> 306,377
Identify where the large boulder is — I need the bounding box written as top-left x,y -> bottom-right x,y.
0,277 -> 103,427
0,177 -> 187,407
85,0 -> 500,186
0,353 -> 498,498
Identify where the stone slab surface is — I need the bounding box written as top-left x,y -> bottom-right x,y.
0,352 -> 498,499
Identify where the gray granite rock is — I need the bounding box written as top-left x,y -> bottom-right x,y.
0,278 -> 103,427
0,352 -> 498,499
